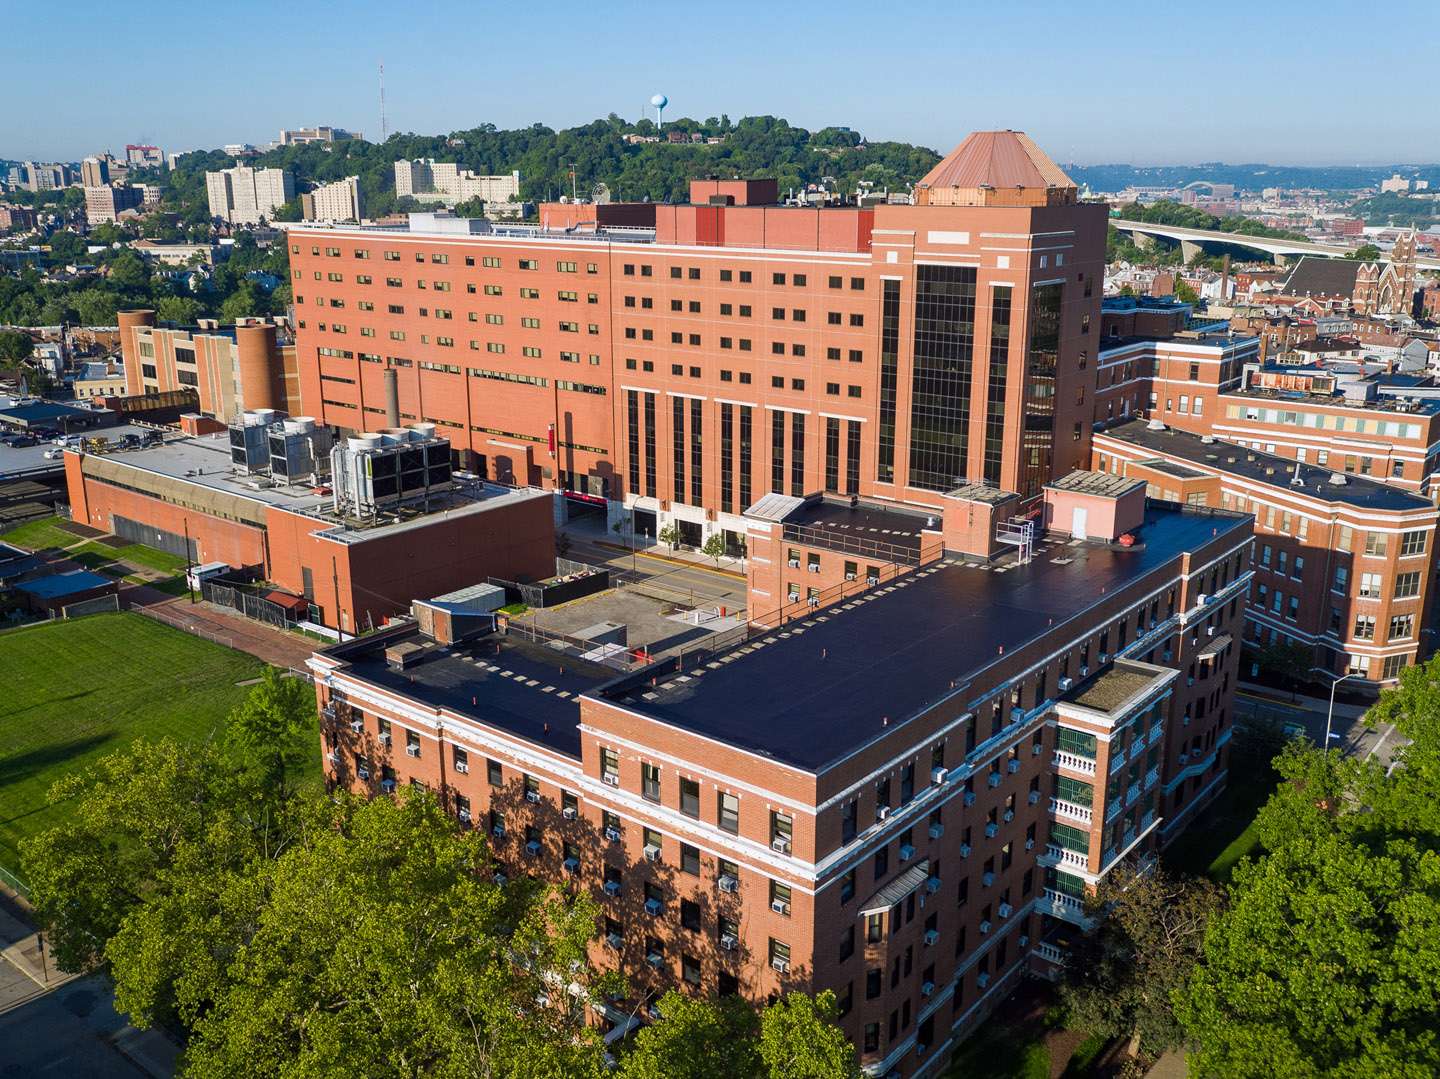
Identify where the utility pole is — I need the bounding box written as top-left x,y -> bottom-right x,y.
570,163 -> 578,204
183,519 -> 195,604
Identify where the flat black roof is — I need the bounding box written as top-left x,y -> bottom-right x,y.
337,630 -> 618,760
783,497 -> 934,556
598,506 -> 1249,773
1098,418 -> 1436,514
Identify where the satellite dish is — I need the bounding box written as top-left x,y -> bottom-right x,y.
592,182 -> 611,205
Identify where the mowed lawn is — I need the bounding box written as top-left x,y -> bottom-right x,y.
0,612 -> 268,873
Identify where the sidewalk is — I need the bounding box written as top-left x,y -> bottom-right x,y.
0,883 -> 179,1078
1236,680 -> 1372,723
560,515 -> 747,578
121,584 -> 319,671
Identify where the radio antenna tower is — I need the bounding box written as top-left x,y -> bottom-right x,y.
379,57 -> 388,143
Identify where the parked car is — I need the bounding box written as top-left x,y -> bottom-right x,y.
8,437 -> 38,448
43,448 -> 64,459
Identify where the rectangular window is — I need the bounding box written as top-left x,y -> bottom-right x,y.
679,777 -> 700,817
641,762 -> 661,802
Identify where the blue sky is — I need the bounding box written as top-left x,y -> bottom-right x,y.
6,0 -> 1436,166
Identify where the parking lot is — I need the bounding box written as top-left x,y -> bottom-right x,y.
0,423 -> 158,477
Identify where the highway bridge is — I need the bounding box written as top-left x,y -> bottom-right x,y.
1110,219 -> 1440,270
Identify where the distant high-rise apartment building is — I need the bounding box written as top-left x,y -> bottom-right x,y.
84,184 -> 143,223
126,145 -> 165,168
301,176 -> 363,222
206,162 -> 295,226
394,159 -> 521,207
279,126 -> 362,146
80,157 -> 110,188
20,162 -> 70,192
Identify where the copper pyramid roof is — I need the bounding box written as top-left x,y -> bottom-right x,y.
919,131 -> 1074,192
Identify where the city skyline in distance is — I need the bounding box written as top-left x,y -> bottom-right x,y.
3,0 -> 1436,167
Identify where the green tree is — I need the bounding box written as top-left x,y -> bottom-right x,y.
20,738 -> 255,978
269,196 -> 304,222
1173,279 -> 1200,306
657,524 -> 682,552
0,330 -> 34,363
621,991 -> 761,1079
701,532 -> 726,567
46,230 -> 86,265
74,288 -> 121,327
148,790 -> 615,1079
1366,651 -> 1440,755
222,668 -> 318,798
1060,865 -> 1225,1056
1347,243 -> 1382,261
154,295 -> 203,325
758,991 -> 860,1079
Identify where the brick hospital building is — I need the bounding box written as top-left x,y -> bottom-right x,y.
286,130 -> 1107,545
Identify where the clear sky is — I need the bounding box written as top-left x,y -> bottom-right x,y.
5,0 -> 1436,167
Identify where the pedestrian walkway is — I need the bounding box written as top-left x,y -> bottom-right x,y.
122,585 -> 319,671
561,515 -> 747,578
1236,680 -> 1372,724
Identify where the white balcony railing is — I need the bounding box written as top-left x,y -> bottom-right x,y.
1046,843 -> 1089,871
1053,750 -> 1097,776
1146,766 -> 1160,789
1034,942 -> 1065,965
1043,888 -> 1086,923
1049,796 -> 1093,825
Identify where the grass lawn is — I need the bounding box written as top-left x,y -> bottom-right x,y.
945,1021 -> 1050,1079
4,517 -> 81,552
70,540 -> 187,574
0,612 -> 269,877
1160,773 -> 1275,882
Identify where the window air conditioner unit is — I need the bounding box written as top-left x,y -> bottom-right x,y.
1058,677 -> 1073,691
1163,650 -> 1173,662
845,572 -> 856,581
979,920 -> 991,935
646,1003 -> 662,1019
1025,838 -> 1035,850
643,843 -> 661,861
988,773 -> 1002,788
377,732 -> 391,745
1099,653 -> 1110,664
1004,810 -> 1014,823
788,559 -> 800,568
977,972 -> 990,988
964,791 -> 977,806
349,719 -> 364,733
867,576 -> 879,586
877,806 -> 891,821
807,563 -> 819,573
563,806 -> 578,820
492,825 -> 506,839
916,1043 -> 928,1058
525,840 -> 541,856
605,933 -> 622,950
961,844 -> 971,858
605,827 -> 621,842
357,769 -> 370,780
380,779 -> 395,794
718,874 -> 739,893
405,745 -> 420,757
526,790 -> 541,803
772,837 -> 791,854
646,952 -> 664,969
771,899 -> 789,915
720,933 -> 738,950
929,823 -> 944,839
1197,594 -> 1208,606
1079,666 -> 1089,677
899,844 -> 915,862
1183,714 -> 1190,726
983,871 -> 995,887
924,929 -> 940,946
1029,790 -> 1041,804
458,809 -> 472,823
985,823 -> 999,838
454,762 -> 468,774
563,857 -> 579,874
1007,759 -> 1020,773
807,597 -> 819,607
772,956 -> 790,973
1019,934 -> 1030,947
921,981 -> 935,997
926,877 -> 942,894
325,752 -> 338,763
1208,626 -> 1217,636
604,880 -> 622,897
602,773 -> 620,786
1187,677 -> 1194,686
932,767 -> 948,785
493,872 -> 508,886
998,903 -> 1013,918
645,898 -> 663,917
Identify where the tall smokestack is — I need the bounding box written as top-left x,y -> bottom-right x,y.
383,368 -> 399,427
1222,253 -> 1231,301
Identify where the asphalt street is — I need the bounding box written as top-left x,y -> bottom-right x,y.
1233,686 -> 1409,768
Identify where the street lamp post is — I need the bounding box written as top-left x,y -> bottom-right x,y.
1325,672 -> 1363,755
